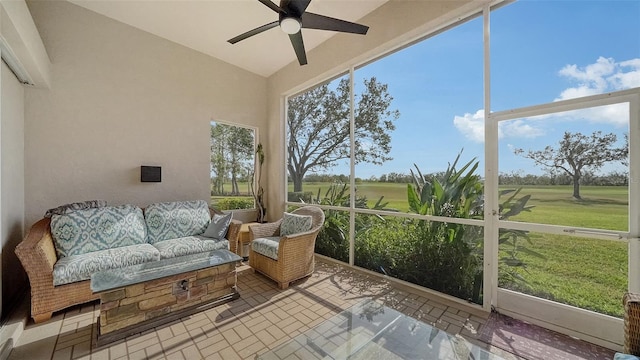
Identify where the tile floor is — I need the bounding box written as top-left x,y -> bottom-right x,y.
8,259 -> 615,359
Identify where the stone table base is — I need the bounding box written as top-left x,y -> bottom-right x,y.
95,262 -> 238,346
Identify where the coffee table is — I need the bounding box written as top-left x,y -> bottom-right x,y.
258,299 -> 504,359
91,249 -> 242,346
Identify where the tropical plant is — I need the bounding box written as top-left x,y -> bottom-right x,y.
310,183 -> 389,262
403,152 -> 484,301
251,143 -> 266,222
402,150 -> 537,303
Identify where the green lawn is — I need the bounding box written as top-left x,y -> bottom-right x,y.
501,185 -> 628,231
291,182 -> 629,230
500,232 -> 627,317
293,181 -> 629,317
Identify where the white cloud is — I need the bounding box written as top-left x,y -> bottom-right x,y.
556,56 -> 640,101
453,110 -> 485,143
611,59 -> 640,90
500,119 -> 545,138
453,56 -> 639,141
452,110 -> 545,143
551,103 -> 629,127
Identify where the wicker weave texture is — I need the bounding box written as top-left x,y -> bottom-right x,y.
15,207 -> 241,323
624,292 -> 640,355
248,206 -> 325,289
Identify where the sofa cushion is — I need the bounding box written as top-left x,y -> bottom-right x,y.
203,212 -> 232,240
251,237 -> 281,260
51,204 -> 147,258
145,200 -> 210,244
52,243 -> 160,286
280,212 -> 312,237
152,236 -> 229,259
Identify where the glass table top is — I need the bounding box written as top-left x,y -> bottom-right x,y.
259,299 -> 504,360
90,249 -> 241,292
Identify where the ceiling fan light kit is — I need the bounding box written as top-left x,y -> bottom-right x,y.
280,17 -> 301,34
228,0 -> 369,66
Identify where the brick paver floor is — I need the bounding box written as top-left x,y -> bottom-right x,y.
8,259 -> 614,359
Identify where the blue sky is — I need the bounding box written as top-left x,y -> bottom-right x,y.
327,0 -> 640,179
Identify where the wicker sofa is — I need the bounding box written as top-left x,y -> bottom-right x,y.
249,206 -> 325,289
15,200 -> 240,323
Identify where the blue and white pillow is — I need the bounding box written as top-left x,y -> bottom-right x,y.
51,204 -> 147,258
144,200 -> 210,244
280,212 -> 312,237
203,212 -> 232,240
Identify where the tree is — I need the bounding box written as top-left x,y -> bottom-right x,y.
287,77 -> 399,192
210,125 -> 228,195
210,123 -> 254,195
514,131 -> 628,199
225,126 -> 254,195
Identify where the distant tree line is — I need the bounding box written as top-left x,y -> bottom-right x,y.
497,170 -> 628,186
296,170 -> 629,187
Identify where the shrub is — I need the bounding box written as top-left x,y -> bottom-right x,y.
216,197 -> 254,210
311,183 -> 389,263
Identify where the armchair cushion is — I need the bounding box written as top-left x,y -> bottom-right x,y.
152,236 -> 229,259
280,212 -> 312,237
251,237 -> 281,260
203,212 -> 233,240
615,354 -> 640,360
53,243 -> 160,286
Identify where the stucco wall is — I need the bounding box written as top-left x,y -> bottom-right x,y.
264,0 -> 481,219
23,0 -> 267,227
1,61 -> 26,317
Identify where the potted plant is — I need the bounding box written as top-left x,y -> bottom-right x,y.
252,143 -> 267,223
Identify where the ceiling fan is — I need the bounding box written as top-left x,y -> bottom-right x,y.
228,0 -> 369,66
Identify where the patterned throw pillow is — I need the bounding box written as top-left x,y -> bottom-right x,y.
50,204 -> 147,258
144,200 -> 210,244
45,200 -> 107,218
280,212 -> 312,237
203,212 -> 233,240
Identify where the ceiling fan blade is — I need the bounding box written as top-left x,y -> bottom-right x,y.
302,12 -> 369,35
228,21 -> 279,44
284,0 -> 312,16
258,0 -> 286,14
288,32 -> 307,65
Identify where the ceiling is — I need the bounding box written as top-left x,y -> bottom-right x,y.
69,0 -> 389,77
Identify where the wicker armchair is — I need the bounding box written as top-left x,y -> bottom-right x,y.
248,206 -> 325,289
625,292 -> 640,355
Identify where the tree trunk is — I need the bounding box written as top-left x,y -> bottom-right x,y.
231,173 -> 238,195
292,172 -> 304,192
572,174 -> 581,199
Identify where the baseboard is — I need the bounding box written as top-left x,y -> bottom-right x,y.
0,339 -> 12,360
0,291 -> 29,360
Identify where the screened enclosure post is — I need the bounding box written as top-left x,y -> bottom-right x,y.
482,6 -> 498,312
629,97 -> 640,293
349,67 -> 356,266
